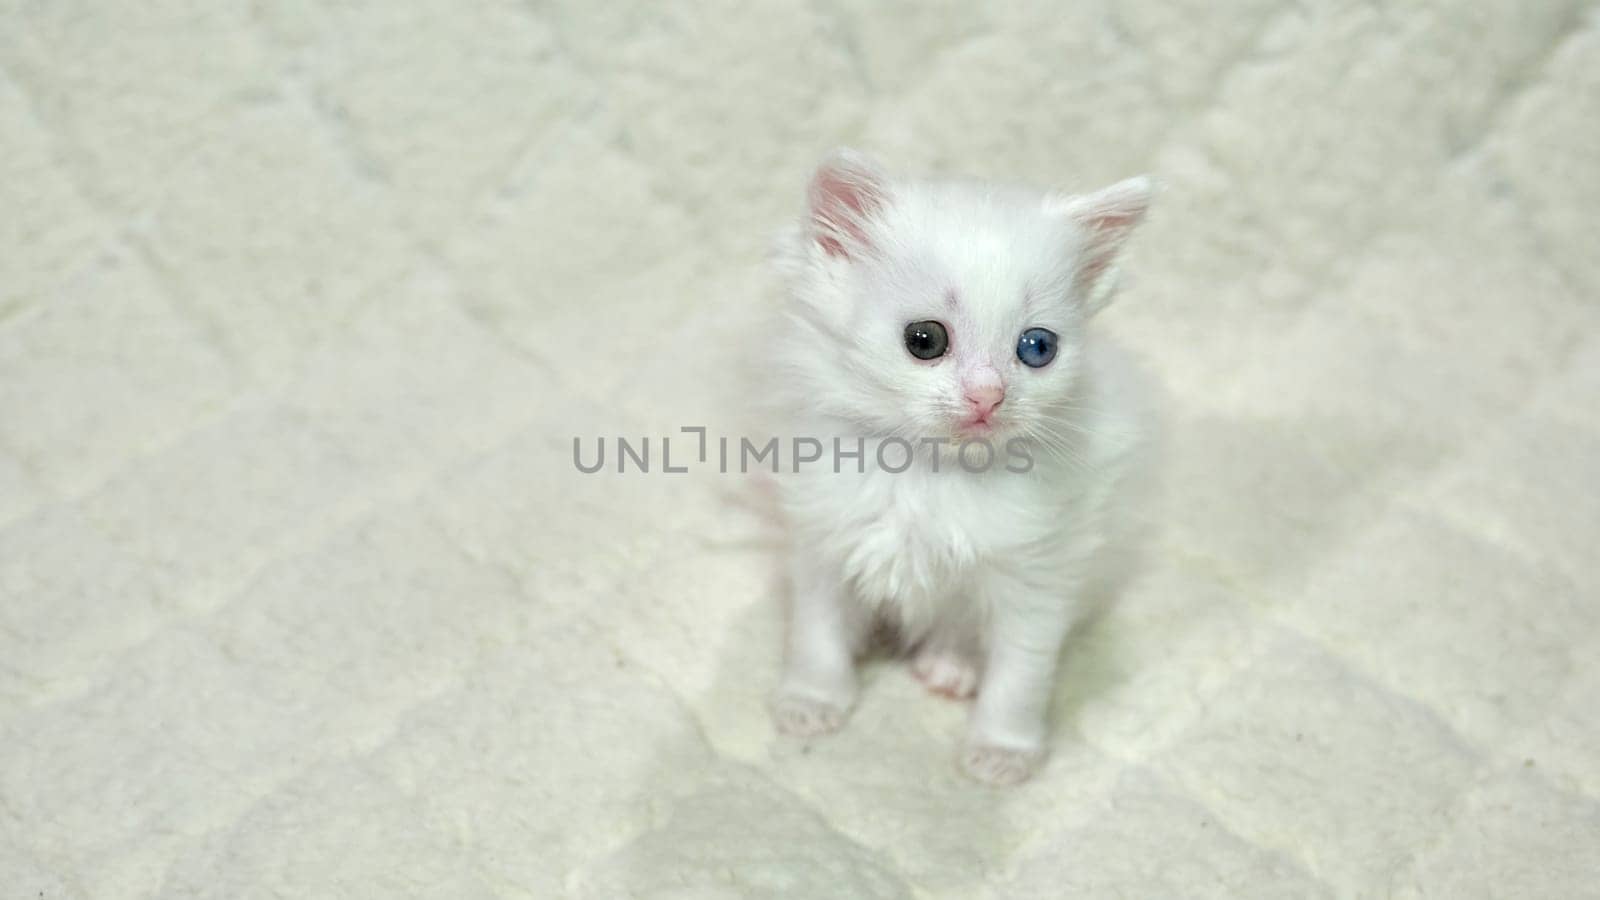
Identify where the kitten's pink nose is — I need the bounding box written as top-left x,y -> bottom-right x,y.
963,370 -> 1006,420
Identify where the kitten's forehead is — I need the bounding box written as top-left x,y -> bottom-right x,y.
876,181 -> 1075,322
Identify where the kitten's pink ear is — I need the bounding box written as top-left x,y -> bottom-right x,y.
808,149 -> 888,259
1052,176 -> 1154,311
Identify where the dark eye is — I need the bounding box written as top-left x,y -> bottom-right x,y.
904,320 -> 949,360
1016,327 -> 1057,368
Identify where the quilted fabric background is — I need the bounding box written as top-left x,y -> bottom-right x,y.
3,2 -> 1598,897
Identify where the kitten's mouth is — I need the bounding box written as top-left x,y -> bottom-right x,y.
956,417 -> 999,437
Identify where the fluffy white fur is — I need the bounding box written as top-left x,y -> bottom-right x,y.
767,150 -> 1153,785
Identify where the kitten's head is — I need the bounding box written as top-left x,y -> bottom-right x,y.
775,149 -> 1153,448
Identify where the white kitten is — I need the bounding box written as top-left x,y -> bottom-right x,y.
766,149 -> 1154,785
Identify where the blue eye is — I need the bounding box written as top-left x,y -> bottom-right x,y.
1016,327 -> 1058,368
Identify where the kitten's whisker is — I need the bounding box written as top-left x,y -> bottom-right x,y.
1021,420 -> 1101,474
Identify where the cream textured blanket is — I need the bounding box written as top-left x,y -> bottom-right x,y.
2,2 -> 1597,897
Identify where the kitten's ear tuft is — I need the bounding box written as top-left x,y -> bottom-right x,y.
808,149 -> 888,259
1053,176 -> 1155,312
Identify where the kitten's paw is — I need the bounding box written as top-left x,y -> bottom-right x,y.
960,741 -> 1045,786
770,691 -> 850,738
911,650 -> 979,699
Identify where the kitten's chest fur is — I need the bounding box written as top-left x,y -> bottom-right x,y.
787,462 -> 1051,637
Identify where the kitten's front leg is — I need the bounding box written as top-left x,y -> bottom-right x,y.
771,554 -> 862,737
963,571 -> 1077,785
